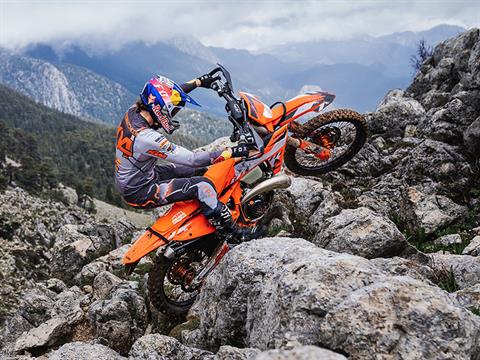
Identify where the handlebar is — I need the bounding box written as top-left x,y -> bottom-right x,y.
206,64 -> 262,152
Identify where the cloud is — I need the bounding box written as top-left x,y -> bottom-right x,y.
1,0 -> 479,50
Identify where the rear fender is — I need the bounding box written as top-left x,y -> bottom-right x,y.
123,229 -> 167,265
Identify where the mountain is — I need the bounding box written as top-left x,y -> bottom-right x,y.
0,48 -> 135,123
265,24 -> 465,77
0,48 -> 230,145
17,24 -> 466,115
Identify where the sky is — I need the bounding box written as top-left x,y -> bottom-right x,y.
1,0 -> 479,51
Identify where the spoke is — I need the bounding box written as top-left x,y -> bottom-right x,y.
297,121 -> 357,168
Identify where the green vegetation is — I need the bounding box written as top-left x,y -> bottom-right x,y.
390,211 -> 478,255
437,269 -> 460,293
0,84 -> 201,207
470,307 -> 480,316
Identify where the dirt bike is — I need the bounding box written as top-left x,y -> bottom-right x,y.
123,64 -> 367,315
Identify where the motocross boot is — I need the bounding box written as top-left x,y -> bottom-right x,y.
207,203 -> 261,244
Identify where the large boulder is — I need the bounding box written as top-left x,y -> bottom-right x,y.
314,207 -> 408,258
368,89 -> 426,136
186,238 -> 480,359
48,341 -> 126,360
88,272 -> 147,355
129,334 -> 213,359
254,346 -> 346,360
14,317 -> 69,354
407,186 -> 467,234
51,224 -> 121,283
429,253 -> 480,289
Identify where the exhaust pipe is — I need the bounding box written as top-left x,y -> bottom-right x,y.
241,174 -> 291,205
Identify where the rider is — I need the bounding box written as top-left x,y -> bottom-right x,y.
114,73 -> 256,242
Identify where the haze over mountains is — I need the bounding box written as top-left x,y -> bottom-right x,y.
0,24 -> 465,126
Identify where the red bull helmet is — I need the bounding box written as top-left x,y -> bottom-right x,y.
140,75 -> 200,134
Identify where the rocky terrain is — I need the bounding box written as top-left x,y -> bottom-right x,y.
1,29 -> 480,359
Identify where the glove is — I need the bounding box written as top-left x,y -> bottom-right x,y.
231,145 -> 249,158
198,73 -> 220,88
212,150 -> 232,164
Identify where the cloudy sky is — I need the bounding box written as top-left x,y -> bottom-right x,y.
1,0 -> 479,51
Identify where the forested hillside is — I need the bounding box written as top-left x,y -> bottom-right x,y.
0,85 -> 201,207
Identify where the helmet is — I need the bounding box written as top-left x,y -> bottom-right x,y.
140,75 -> 200,134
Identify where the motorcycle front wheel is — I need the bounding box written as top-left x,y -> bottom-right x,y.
284,109 -> 367,176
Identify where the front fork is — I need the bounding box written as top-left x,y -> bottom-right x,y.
287,137 -> 331,161
188,241 -> 230,289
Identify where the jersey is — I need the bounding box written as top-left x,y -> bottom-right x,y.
114,106 -> 221,198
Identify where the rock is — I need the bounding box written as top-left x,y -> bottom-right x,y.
407,186 -> 467,234
51,224 -> 118,283
129,334 -> 213,359
318,276 -> 479,359
274,177 -> 325,237
14,317 -> 69,354
88,274 -> 147,354
254,346 -> 347,360
0,313 -> 34,355
453,284 -> 480,310
76,243 -> 152,285
186,238 -> 480,359
464,116 -> 480,154
214,345 -> 260,360
92,271 -> 123,299
429,253 -> 480,289
369,89 -> 426,136
18,285 -> 57,327
45,278 -> 67,293
314,207 -> 408,258
434,234 -> 462,247
463,235 -> 480,255
370,256 -> 436,283
49,286 -> 86,325
48,341 -> 126,360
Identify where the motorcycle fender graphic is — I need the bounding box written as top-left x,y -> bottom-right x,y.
123,230 -> 167,264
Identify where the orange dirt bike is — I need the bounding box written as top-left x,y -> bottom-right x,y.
123,64 -> 367,315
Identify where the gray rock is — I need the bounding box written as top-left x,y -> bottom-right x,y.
429,253 -> 480,289
464,116 -> 480,154
318,276 -> 479,359
93,271 -> 123,299
453,284 -> 480,310
463,235 -> 480,256
14,318 -> 69,354
186,237 -> 480,359
88,275 -> 147,354
273,177 -> 344,238
214,345 -> 260,360
49,286 -> 86,325
129,334 -> 213,359
315,207 -> 408,258
434,234 -> 462,247
369,89 -> 425,136
76,244 -> 152,285
370,256 -> 436,283
407,186 -> 467,234
51,224 -> 116,283
253,346 -> 346,360
48,341 -> 126,360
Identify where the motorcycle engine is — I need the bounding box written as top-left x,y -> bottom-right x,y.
241,191 -> 273,222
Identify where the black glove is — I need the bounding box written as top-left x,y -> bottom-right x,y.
231,145 -> 249,158
198,73 -> 220,88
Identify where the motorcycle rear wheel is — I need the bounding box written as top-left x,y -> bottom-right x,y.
148,242 -> 215,317
284,109 -> 367,176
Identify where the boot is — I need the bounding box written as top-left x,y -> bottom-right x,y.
207,203 -> 261,244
